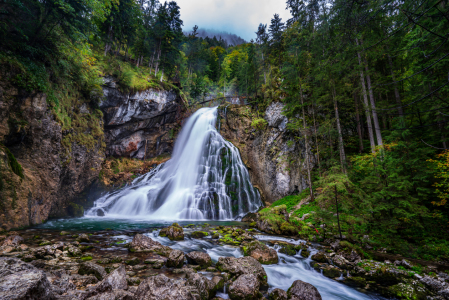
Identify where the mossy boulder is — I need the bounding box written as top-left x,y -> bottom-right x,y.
186,251 -> 212,268
387,281 -> 428,300
125,257 -> 140,266
78,262 -> 107,280
279,244 -> 297,256
191,231 -> 208,239
241,241 -> 278,265
159,223 -> 184,241
311,252 -> 328,263
77,233 -> 90,243
219,234 -> 241,245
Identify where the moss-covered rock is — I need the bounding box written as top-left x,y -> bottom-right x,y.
241,241 -> 278,265
219,234 -> 241,245
125,257 -> 140,266
159,223 -> 184,241
387,281 -> 428,300
191,231 -> 209,239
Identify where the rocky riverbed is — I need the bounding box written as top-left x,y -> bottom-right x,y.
0,223 -> 448,300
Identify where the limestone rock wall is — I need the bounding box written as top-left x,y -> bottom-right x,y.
218,103 -> 314,204
101,77 -> 183,159
0,82 -> 104,230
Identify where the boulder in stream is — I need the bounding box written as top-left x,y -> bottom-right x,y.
135,274 -> 200,300
270,288 -> 288,300
287,280 -> 322,300
228,274 -> 260,300
241,240 -> 278,264
167,249 -> 185,268
186,272 -> 216,300
159,223 -> 184,241
216,256 -> 268,287
78,262 -> 107,281
0,257 -> 55,300
186,251 -> 212,268
129,234 -> 172,256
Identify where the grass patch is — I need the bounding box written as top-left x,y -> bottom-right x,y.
270,189 -> 310,212
96,53 -> 163,92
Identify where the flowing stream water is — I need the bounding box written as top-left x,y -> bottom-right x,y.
86,107 -> 262,220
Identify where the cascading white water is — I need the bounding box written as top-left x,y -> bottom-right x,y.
86,107 -> 262,220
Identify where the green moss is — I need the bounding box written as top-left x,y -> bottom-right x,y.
39,241 -> 51,246
219,234 -> 240,245
387,282 -> 427,300
191,231 -> 209,238
67,203 -> 84,217
110,257 -> 123,263
251,118 -> 268,130
81,256 -> 93,261
4,147 -> 24,179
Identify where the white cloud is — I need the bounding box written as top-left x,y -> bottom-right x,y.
175,0 -> 292,41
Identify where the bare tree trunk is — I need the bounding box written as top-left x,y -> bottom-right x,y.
312,102 -> 321,176
356,38 -> 376,153
354,92 -> 364,153
335,185 -> 342,239
104,26 -> 112,56
362,47 -> 383,147
300,83 -> 314,201
387,54 -> 404,116
332,84 -> 347,174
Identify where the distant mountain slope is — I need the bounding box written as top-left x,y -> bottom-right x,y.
190,28 -> 247,46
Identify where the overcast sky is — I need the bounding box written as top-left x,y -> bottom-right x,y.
175,0 -> 292,41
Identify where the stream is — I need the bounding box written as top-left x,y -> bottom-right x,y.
37,219 -> 387,299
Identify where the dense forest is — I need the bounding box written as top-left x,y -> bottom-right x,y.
1,0 -> 449,261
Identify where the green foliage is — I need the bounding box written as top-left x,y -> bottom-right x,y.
67,203 -> 84,217
292,203 -> 319,219
271,189 -> 310,212
251,118 -> 268,131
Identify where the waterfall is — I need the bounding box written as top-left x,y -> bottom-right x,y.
86,107 -> 262,220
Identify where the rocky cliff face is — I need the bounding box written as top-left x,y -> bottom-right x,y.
101,77 -> 183,160
218,103 -> 314,204
0,72 -> 185,230
0,81 -> 104,230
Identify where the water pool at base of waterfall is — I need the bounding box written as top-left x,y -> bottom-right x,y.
36,217 -> 246,231
33,219 -> 388,300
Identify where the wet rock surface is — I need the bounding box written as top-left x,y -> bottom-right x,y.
216,256 -> 268,287
241,240 -> 278,265
228,274 -> 260,300
0,257 -> 54,300
287,280 -> 322,300
186,251 -> 212,268
159,223 -> 184,241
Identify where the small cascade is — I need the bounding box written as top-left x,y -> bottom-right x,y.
86,107 -> 262,220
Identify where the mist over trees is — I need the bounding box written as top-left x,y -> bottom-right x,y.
192,28 -> 247,46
